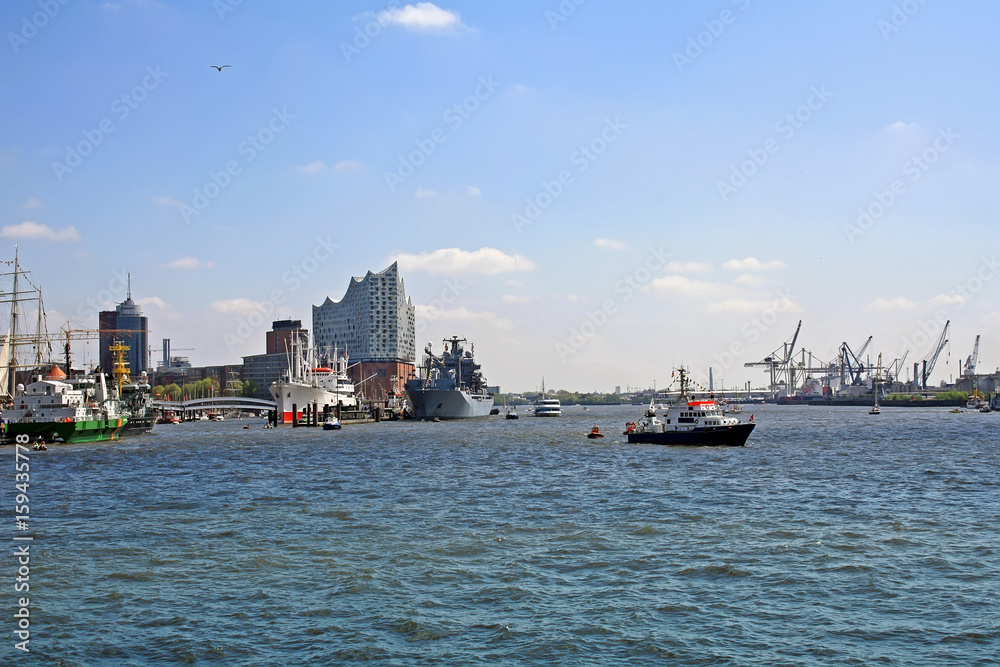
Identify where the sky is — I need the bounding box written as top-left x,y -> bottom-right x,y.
2,0 -> 998,394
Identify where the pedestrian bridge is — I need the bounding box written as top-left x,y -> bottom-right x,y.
150,397 -> 277,412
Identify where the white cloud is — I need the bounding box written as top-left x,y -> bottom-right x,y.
393,247 -> 536,275
706,297 -> 799,314
502,294 -> 532,303
723,257 -> 787,271
415,305 -> 512,329
733,273 -> 765,287
0,221 -> 80,242
928,293 -> 966,307
506,279 -> 525,287
377,3 -> 465,31
644,275 -> 731,299
22,197 -> 42,209
867,296 -> 918,311
137,296 -> 167,310
415,187 -> 437,198
152,195 -> 183,207
594,238 -> 625,251
334,160 -> 363,172
211,298 -> 267,315
663,261 -> 712,273
466,185 -> 481,196
888,121 -> 919,131
296,160 -> 328,174
166,257 -> 213,270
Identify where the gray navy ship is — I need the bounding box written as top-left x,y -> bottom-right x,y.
405,336 -> 494,419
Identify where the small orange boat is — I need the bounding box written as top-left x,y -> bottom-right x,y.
587,425 -> 604,439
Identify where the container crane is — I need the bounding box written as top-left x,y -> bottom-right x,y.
962,335 -> 980,377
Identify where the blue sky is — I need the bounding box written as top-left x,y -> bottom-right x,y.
2,0 -> 998,393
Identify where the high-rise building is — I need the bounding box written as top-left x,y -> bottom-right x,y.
99,281 -> 148,377
312,262 -> 416,399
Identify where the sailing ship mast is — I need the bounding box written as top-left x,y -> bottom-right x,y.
1,247 -> 53,400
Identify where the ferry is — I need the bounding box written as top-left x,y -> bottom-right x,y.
533,379 -> 562,416
624,368 -> 755,446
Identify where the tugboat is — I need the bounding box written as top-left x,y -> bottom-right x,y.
404,336 -> 494,419
624,368 -> 755,446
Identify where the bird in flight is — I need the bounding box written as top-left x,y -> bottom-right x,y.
210,65 -> 231,72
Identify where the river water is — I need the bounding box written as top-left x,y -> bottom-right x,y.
10,405 -> 999,665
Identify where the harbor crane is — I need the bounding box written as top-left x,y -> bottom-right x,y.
744,320 -> 801,398
838,336 -> 872,386
914,320 -> 950,390
59,325 -> 150,374
885,350 -> 909,383
962,335 -> 980,377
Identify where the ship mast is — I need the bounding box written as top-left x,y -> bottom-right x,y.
7,246 -> 19,395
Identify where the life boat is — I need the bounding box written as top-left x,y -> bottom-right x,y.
587,426 -> 604,439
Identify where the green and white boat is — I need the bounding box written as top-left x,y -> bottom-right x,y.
3,374 -> 128,444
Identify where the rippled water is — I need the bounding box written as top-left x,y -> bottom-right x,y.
10,405 -> 1000,665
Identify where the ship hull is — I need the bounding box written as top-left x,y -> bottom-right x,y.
270,381 -> 356,424
5,418 -> 127,444
627,423 -> 755,447
405,387 -> 494,419
120,414 -> 156,436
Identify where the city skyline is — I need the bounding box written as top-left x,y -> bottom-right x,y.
2,1 -> 998,393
